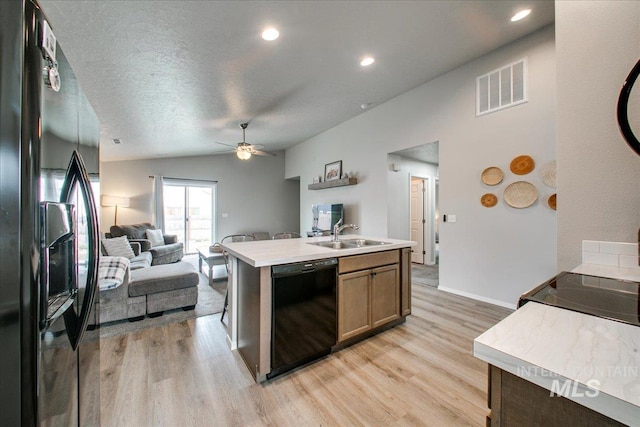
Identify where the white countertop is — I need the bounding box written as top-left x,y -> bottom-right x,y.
221,235 -> 415,267
474,264 -> 640,426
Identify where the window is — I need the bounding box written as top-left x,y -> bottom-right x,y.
162,179 -> 216,253
476,58 -> 528,116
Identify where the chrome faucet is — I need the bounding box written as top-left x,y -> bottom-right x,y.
333,218 -> 359,241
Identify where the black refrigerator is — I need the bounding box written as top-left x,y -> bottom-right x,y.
0,0 -> 101,425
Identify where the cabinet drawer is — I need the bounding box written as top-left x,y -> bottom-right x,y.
338,250 -> 399,274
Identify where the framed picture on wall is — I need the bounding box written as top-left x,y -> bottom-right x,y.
324,160 -> 342,181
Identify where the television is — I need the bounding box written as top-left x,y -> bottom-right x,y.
312,204 -> 343,234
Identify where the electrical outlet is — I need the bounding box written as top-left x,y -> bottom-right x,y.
448,214 -> 457,223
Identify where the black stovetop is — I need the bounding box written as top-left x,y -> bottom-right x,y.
519,271 -> 640,327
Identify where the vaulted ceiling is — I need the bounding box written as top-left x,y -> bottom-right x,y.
40,1 -> 555,162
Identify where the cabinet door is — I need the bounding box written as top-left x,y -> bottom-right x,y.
371,265 -> 400,328
401,247 -> 412,316
338,270 -> 371,342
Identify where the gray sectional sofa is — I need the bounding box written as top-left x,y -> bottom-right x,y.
95,239 -> 199,324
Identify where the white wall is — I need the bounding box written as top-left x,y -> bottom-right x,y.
286,26 -> 556,308
556,1 -> 640,270
100,151 -> 300,240
386,153 -> 439,241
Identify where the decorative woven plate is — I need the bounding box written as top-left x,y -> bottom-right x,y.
481,167 -> 504,186
548,193 -> 557,210
481,193 -> 498,207
540,160 -> 557,188
504,181 -> 538,208
510,155 -> 535,175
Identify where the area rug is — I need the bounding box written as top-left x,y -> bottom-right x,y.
97,255 -> 226,338
412,263 -> 439,287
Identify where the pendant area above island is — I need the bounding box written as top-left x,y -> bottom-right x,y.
221,235 -> 416,382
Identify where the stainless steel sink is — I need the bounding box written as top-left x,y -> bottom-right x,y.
308,241 -> 351,249
308,239 -> 390,249
341,239 -> 390,247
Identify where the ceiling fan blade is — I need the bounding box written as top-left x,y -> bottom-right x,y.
215,141 -> 237,148
251,149 -> 277,157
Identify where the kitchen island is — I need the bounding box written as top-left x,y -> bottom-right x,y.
221,235 -> 415,382
474,264 -> 640,426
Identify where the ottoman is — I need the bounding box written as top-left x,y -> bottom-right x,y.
129,261 -> 199,316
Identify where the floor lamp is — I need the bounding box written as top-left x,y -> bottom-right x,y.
101,195 -> 130,225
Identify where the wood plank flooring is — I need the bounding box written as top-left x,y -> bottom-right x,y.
99,284 -> 512,426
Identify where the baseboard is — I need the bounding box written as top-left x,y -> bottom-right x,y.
437,286 -> 517,310
226,333 -> 237,350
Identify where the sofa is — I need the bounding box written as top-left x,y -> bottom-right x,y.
109,222 -> 184,265
95,241 -> 199,324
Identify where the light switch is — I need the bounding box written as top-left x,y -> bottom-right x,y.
448,214 -> 456,223
222,213 -> 228,218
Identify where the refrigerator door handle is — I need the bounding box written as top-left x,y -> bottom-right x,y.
60,150 -> 100,350
617,58 -> 640,156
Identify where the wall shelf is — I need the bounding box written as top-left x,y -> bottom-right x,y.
308,177 -> 357,190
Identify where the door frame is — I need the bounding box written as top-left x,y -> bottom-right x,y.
409,175 -> 436,265
162,178 -> 217,253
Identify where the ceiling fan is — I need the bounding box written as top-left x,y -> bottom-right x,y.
215,122 -> 276,160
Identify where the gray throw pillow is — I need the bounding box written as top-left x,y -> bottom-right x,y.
101,236 -> 135,259
146,229 -> 165,247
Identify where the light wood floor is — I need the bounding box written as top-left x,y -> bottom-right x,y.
99,284 -> 512,426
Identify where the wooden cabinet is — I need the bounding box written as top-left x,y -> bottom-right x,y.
338,270 -> 371,341
400,247 -> 411,316
337,250 -> 400,342
487,365 -> 626,427
371,265 -> 400,327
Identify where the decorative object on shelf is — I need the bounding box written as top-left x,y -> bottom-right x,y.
548,193 -> 557,210
481,193 -> 498,207
324,160 -> 342,181
510,155 -> 535,175
341,173 -> 348,179
313,176 -> 321,184
481,166 -> 504,186
540,160 -> 557,188
504,181 -> 538,208
308,177 -> 357,190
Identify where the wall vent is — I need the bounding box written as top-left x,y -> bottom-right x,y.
476,57 -> 528,116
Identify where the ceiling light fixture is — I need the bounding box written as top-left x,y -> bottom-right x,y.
511,9 -> 531,22
261,27 -> 279,41
236,146 -> 252,160
360,56 -> 375,67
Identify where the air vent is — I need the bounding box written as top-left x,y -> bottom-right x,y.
476,58 -> 527,116
112,138 -> 121,144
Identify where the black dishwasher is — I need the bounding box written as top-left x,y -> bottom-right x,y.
268,258 -> 337,379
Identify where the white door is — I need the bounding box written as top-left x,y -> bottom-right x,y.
410,178 -> 424,264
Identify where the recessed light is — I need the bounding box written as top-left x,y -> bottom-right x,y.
511,9 -> 531,22
360,56 -> 375,67
261,27 -> 279,41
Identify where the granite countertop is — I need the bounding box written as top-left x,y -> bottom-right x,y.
220,234 -> 415,267
473,263 -> 640,426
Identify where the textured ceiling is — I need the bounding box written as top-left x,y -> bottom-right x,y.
392,142 -> 440,165
39,1 -> 555,162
